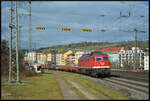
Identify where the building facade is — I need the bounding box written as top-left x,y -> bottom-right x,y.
27,51 -> 37,63
56,53 -> 62,66
144,53 -> 149,70
61,50 -> 73,65
119,47 -> 145,69
67,53 -> 75,66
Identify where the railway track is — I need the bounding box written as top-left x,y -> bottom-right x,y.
88,76 -> 148,99
111,70 -> 149,83
104,77 -> 149,94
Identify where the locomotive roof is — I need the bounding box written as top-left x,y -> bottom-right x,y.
79,52 -> 107,60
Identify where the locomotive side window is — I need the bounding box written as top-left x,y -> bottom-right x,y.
96,57 -> 101,61
103,57 -> 108,61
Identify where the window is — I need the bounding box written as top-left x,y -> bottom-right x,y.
96,57 -> 101,61
103,57 -> 108,61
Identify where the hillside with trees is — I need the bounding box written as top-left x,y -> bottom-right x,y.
38,40 -> 149,53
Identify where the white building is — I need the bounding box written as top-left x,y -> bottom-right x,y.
56,53 -> 62,65
24,52 -> 28,62
144,53 -> 149,70
119,47 -> 145,69
108,53 -> 119,62
27,51 -> 37,63
72,55 -> 76,66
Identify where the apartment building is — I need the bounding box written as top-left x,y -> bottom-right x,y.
56,50 -> 73,66
144,52 -> 149,70
67,53 -> 75,66
119,47 -> 145,69
26,51 -> 37,63
56,53 -> 62,66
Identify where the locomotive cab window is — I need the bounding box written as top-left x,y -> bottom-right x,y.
103,57 -> 108,61
96,57 -> 102,61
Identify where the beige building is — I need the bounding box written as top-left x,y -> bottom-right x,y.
40,53 -> 46,62
55,50 -> 73,66
60,50 -> 73,65
47,53 -> 52,62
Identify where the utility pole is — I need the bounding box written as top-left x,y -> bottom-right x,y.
15,1 -> 20,83
29,1 -> 32,52
8,1 -> 13,83
28,0 -> 32,69
133,28 -> 146,70
8,1 -> 20,84
134,28 -> 138,70
18,26 -> 22,51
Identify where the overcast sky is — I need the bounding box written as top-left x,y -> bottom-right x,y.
1,1 -> 149,49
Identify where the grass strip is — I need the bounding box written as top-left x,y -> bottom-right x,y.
52,71 -> 87,100
60,71 -> 130,100
1,74 -> 63,100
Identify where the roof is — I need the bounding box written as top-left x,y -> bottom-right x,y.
92,46 -> 131,53
68,53 -> 75,56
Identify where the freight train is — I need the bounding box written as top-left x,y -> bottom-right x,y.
39,52 -> 111,77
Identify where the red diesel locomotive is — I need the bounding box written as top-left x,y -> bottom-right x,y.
78,52 -> 111,77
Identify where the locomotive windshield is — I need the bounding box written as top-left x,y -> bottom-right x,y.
96,57 -> 102,61
103,57 -> 108,61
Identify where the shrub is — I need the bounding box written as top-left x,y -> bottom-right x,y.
1,40 -> 39,79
